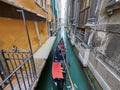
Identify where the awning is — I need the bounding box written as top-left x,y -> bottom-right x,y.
52,62 -> 63,79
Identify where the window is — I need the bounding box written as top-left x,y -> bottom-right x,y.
86,0 -> 90,7
35,0 -> 43,7
76,0 -> 92,45
35,0 -> 40,5
35,0 -> 47,10
42,0 -> 47,9
107,0 -> 120,6
79,0 -> 90,26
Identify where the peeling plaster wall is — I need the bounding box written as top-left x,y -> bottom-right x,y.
0,0 -> 52,52
0,17 -> 48,52
69,0 -> 120,89
88,1 -> 120,89
93,0 -> 120,76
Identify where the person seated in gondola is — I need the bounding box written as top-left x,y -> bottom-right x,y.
54,56 -> 58,62
56,45 -> 60,51
58,41 -> 66,53
60,60 -> 64,67
61,47 -> 66,58
58,50 -> 63,61
59,42 -> 64,49
59,40 -> 64,48
55,50 -> 59,59
59,45 -> 66,59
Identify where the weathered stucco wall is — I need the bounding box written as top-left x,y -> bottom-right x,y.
89,1 -> 120,89
0,17 -> 48,52
46,0 -> 53,21
38,21 -> 49,45
0,0 -> 52,52
94,0 -> 120,75
68,0 -> 120,90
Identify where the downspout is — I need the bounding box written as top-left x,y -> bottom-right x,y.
17,10 -> 37,78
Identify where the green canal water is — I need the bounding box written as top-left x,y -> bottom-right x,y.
35,28 -> 91,90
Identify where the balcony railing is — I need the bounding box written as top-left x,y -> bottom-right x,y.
0,50 -> 37,90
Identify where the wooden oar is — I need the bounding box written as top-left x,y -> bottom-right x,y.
60,47 -> 75,90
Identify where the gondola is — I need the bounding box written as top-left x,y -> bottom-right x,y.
52,38 -> 66,90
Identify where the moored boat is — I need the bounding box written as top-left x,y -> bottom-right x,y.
52,38 -> 66,90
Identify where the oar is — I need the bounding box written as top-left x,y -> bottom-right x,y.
60,47 -> 75,90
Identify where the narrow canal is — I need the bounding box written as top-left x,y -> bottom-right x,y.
35,28 -> 91,90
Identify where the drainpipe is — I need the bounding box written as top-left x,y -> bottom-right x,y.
17,10 -> 37,78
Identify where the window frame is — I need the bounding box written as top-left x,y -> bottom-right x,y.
35,0 -> 41,6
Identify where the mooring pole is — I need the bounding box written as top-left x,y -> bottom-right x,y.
17,10 -> 37,78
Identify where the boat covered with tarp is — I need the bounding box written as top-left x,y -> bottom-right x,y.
52,38 -> 66,90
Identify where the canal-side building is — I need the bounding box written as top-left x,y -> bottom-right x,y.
51,0 -> 61,34
68,0 -> 120,90
0,0 -> 52,52
55,0 -> 61,30
0,0 -> 55,90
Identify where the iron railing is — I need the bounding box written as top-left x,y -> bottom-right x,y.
0,50 -> 37,90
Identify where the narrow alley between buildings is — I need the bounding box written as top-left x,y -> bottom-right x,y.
0,0 -> 120,90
